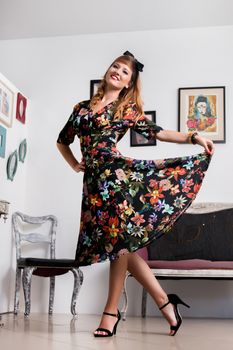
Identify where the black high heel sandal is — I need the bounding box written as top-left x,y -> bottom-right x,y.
94,310 -> 121,337
159,294 -> 190,336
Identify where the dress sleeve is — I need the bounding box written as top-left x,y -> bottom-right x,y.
57,104 -> 80,145
130,104 -> 163,141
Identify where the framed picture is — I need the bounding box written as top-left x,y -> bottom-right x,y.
7,150 -> 18,181
90,79 -> 101,98
18,139 -> 27,163
0,79 -> 14,127
130,111 -> 157,147
0,125 -> 7,158
16,92 -> 27,124
178,86 -> 226,143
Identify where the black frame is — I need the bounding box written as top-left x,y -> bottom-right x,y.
90,79 -> 101,98
130,111 -> 157,147
178,86 -> 226,143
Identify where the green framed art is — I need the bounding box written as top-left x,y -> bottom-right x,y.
18,139 -> 27,163
7,150 -> 18,181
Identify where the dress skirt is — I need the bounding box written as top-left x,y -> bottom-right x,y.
57,100 -> 212,266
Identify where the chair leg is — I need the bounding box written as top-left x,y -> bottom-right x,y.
22,267 -> 36,316
70,268 -> 84,316
48,276 -> 55,315
121,272 -> 130,321
14,268 -> 22,315
141,287 -> 147,318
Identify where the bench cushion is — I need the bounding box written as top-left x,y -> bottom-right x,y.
148,259 -> 233,269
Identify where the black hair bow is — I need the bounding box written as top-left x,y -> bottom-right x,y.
123,51 -> 144,72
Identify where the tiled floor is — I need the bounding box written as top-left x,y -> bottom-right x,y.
0,313 -> 233,350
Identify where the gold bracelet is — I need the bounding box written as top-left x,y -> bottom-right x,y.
187,132 -> 193,144
188,132 -> 198,144
191,132 -> 198,144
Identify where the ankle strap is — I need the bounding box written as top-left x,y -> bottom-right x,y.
159,300 -> 170,311
103,311 -> 118,318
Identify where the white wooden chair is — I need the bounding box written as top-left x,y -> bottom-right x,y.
12,211 -> 83,316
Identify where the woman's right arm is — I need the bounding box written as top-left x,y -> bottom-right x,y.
56,143 -> 85,173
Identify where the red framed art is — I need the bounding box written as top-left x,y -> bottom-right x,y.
16,92 -> 27,124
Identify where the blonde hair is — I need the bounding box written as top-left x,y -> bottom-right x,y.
90,55 -> 144,120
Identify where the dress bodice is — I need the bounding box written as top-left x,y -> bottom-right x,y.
57,100 -> 163,165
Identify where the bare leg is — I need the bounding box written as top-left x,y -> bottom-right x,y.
94,252 -> 177,336
94,254 -> 128,336
127,252 -> 178,335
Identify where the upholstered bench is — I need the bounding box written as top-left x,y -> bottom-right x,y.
121,203 -> 233,320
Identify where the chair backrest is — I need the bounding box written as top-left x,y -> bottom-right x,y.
12,212 -> 58,261
137,247 -> 148,261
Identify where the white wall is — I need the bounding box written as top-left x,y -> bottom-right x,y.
0,73 -> 28,312
0,25 -> 233,317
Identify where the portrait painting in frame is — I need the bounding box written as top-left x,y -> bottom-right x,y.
178,86 -> 225,143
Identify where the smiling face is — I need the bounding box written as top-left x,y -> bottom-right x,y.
105,59 -> 133,91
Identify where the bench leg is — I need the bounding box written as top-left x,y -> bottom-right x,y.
141,287 -> 147,318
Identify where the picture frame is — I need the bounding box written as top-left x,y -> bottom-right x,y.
18,139 -> 27,163
7,150 -> 18,181
130,111 -> 157,147
16,92 -> 27,124
0,79 -> 14,128
178,86 -> 226,143
0,125 -> 7,158
90,79 -> 101,98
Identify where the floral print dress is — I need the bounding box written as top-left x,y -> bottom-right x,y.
57,100 -> 211,266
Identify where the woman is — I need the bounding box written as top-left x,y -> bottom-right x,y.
57,51 -> 214,337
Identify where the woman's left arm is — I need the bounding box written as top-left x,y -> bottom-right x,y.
156,130 -> 215,155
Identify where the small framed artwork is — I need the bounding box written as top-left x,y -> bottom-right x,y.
18,139 -> 27,163
0,79 -> 14,127
16,92 -> 27,124
90,79 -> 101,98
0,125 -> 7,158
178,86 -> 226,143
130,111 -> 157,147
7,150 -> 18,181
